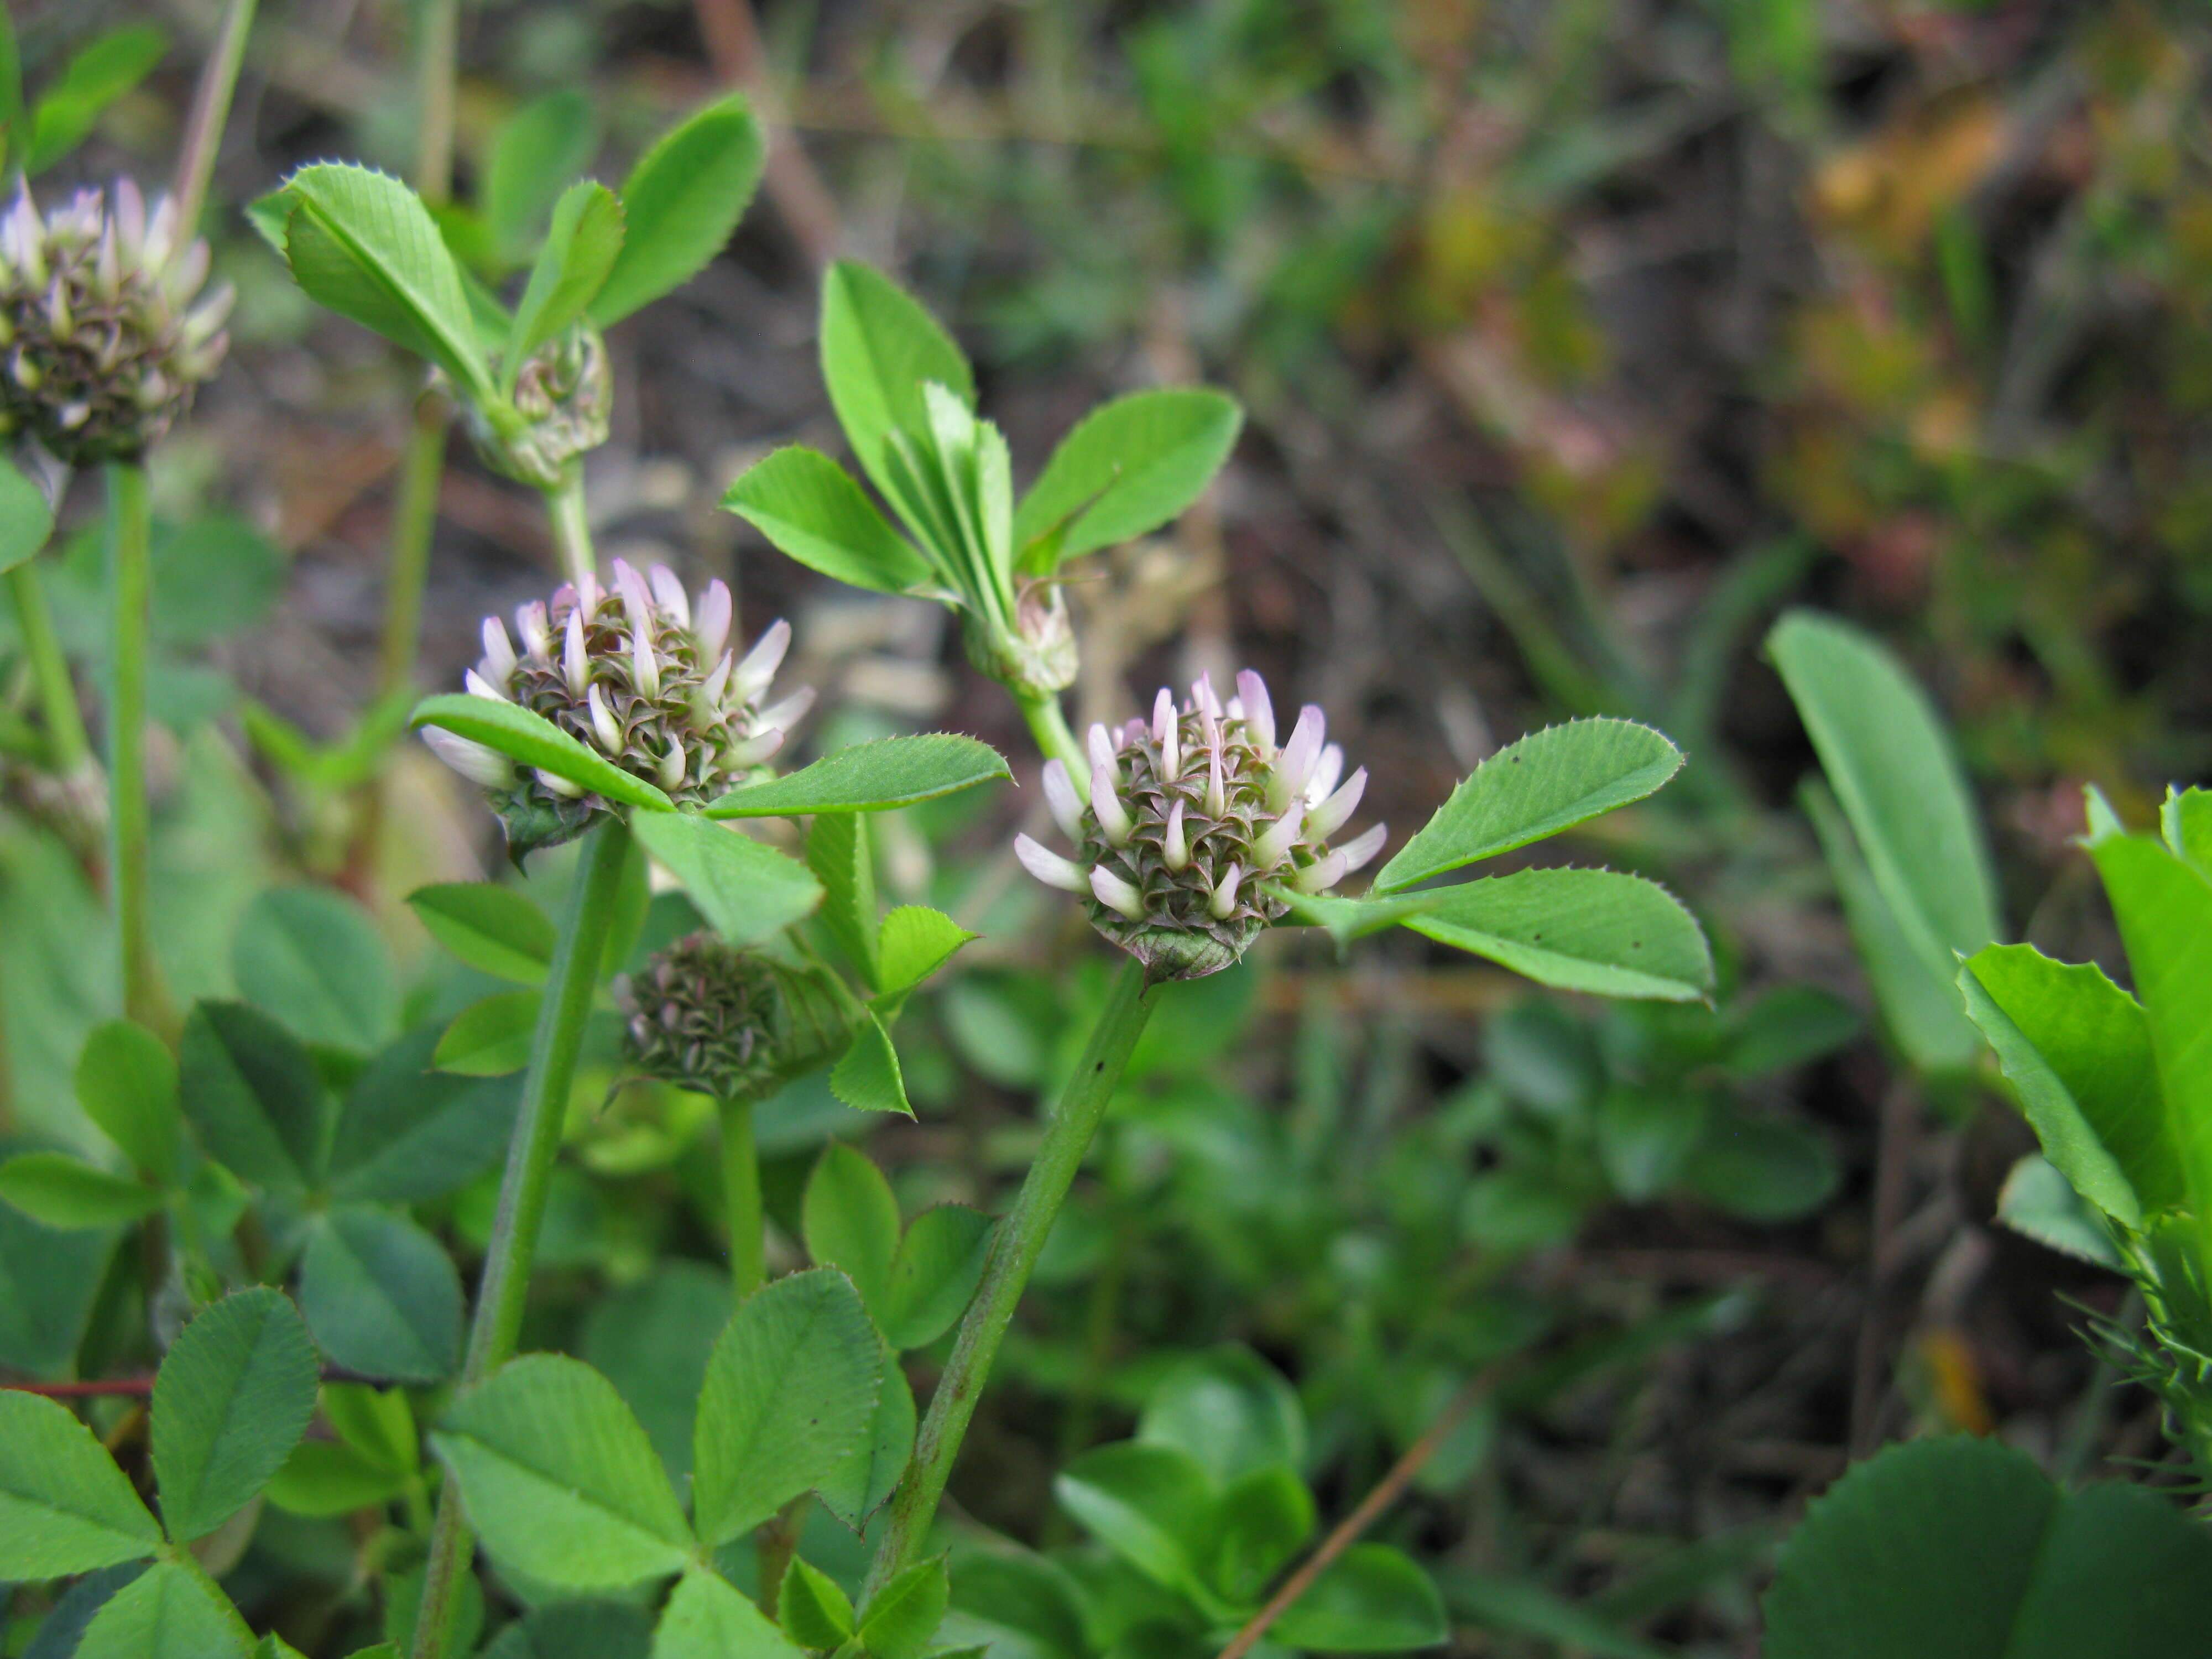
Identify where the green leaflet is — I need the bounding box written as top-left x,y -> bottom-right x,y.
505,182 -> 623,374
1012,388 -> 1244,566
232,885 -> 399,1054
719,445 -> 934,596
592,95 -> 764,326
819,261 -> 975,499
410,694 -> 675,812
151,1287 -> 319,1542
299,1207 -> 465,1384
0,1391 -> 161,1577
1403,868 -> 1714,1003
705,734 -> 1011,818
629,812 -> 823,946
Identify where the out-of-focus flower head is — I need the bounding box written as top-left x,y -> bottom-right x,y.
0,180 -> 232,465
424,557 -> 812,856
1013,670 -> 1385,979
614,931 -> 853,1101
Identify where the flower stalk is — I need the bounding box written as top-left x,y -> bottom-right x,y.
5,559 -> 95,782
719,1093 -> 765,1301
863,956 -> 1155,1597
105,462 -> 170,1035
410,816 -> 634,1659
546,467 -> 596,588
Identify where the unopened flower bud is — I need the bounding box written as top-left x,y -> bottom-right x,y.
462,321 -> 612,488
616,932 -> 854,1101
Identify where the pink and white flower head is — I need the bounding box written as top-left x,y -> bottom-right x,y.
1014,670 -> 1385,979
426,559 -> 813,857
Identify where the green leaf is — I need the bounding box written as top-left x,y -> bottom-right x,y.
1959,943 -> 2173,1227
943,1550 -> 1091,1659
875,906 -> 975,1000
1273,1543 -> 1448,1653
2163,785 -> 2212,875
299,1207 -> 463,1384
1441,1571 -> 1674,1659
0,1154 -> 161,1229
592,94 -> 765,326
780,1557 -> 857,1647
1767,611 -> 1999,979
263,1437 -> 413,1518
581,1262 -> 729,1487
630,812 -> 822,946
706,734 -> 1011,818
434,1354 -> 692,1589
151,1286 -> 319,1541
1212,1465 -> 1314,1606
878,1204 -> 993,1352
1995,1155 -> 2124,1270
816,1352 -> 914,1530
233,886 -> 399,1054
280,164 -> 495,401
24,24 -> 166,176
1682,1108 -> 1838,1223
0,10 -> 20,173
74,1561 -> 249,1659
0,455 -> 55,572
652,1568 -> 805,1659
329,1025 -> 520,1202
1272,886 -> 1449,946
803,1144 -> 900,1312
692,1267 -> 883,1545
1375,719 -> 1684,894
1404,868 -> 1714,1001
1011,389 -> 1243,566
1803,781 -> 1979,1075
830,1009 -> 912,1117
75,1019 -> 181,1183
807,812 -> 880,991
410,694 -> 675,812
486,87 -> 602,264
819,262 -> 975,501
179,1001 -> 332,1192
479,1601 -> 645,1659
1460,1168 -> 1582,1251
507,182 -> 624,373
1596,1087 -> 1710,1201
1762,1436 -> 2212,1657
1721,986 -> 1860,1078
2085,831 -> 2212,1249
0,1390 -> 161,1576
719,446 -> 934,596
325,1383 -> 417,1475
1138,1347 -> 1306,1485
409,883 -> 555,984
1055,1443 -> 1219,1603
859,1557 -> 950,1659
0,1201 -> 114,1379
433,989 -> 541,1077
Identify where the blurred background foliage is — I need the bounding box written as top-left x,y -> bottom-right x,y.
4,0 -> 2210,1653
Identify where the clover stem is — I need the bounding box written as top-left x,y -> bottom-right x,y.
720,1091 -> 766,1302
6,562 -> 95,781
546,469 -> 596,587
169,0 -> 259,243
104,463 -> 173,1037
863,956 -> 1154,1597
1016,689 -> 1086,778
411,817 -> 633,1659
375,393 -> 450,698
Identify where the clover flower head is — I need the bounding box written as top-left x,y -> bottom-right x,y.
0,180 -> 232,465
424,558 -> 813,856
614,931 -> 853,1100
1014,670 -> 1385,979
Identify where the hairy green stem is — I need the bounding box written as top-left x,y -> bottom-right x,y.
104,465 -> 170,1036
411,818 -> 633,1659
169,0 -> 260,242
864,957 -> 1154,1596
410,0 -> 461,208
720,1093 -> 765,1302
6,562 -> 93,776
377,397 -> 449,698
546,471 -> 596,587
1018,691 -> 1085,777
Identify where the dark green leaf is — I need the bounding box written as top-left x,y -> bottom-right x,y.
0,1201 -> 114,1378
1683,1108 -> 1838,1222
75,1019 -> 181,1182
151,1287 -> 319,1541
24,24 -> 165,176
780,1557 -> 856,1647
1596,1088 -> 1709,1201
581,1261 -> 729,1486
507,182 -> 623,372
486,88 -> 602,264
692,1267 -> 883,1545
1272,1543 -> 1447,1653
1212,1465 -> 1314,1606
299,1206 -> 463,1384
706,734 -> 1011,819
630,811 -> 822,946
819,262 -> 975,500
433,1354 -> 692,1589
592,95 -> 765,325
943,1550 -> 1090,1659
180,1001 -> 331,1192
73,1561 -> 249,1659
803,1144 -> 900,1311
233,886 -> 399,1054
1403,868 -> 1714,1002
480,1600 -> 650,1659
719,446 -> 934,596
1376,719 -> 1683,893
410,694 -> 675,811
0,1391 -> 161,1576
150,515 -> 285,647
408,882 -> 555,984
1441,1570 -> 1674,1659
1762,1436 -> 2212,1658
1054,1442 -> 1218,1603
1012,389 -> 1243,565
432,989 -> 540,1077
879,1204 -> 993,1352
807,812 -> 880,991
0,1154 -> 161,1229
329,1025 -> 521,1203
816,1351 -> 914,1530
1721,986 -> 1860,1078
859,1557 -> 950,1659
830,1010 -> 911,1117
1138,1347 -> 1306,1485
